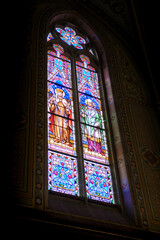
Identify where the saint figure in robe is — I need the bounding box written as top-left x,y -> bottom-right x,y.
49,88 -> 72,146
80,99 -> 104,155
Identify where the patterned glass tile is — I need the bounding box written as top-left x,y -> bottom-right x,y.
48,151 -> 79,196
84,161 -> 114,203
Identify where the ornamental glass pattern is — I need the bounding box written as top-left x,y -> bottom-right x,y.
48,151 -> 79,196
55,27 -> 86,49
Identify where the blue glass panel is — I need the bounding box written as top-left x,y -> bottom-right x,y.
48,151 -> 79,196
84,161 -> 114,203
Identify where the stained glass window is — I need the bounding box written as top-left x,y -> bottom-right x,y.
47,25 -> 115,204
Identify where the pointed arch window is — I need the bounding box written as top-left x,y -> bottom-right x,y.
47,25 -> 115,204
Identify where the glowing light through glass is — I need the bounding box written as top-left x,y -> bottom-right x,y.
46,29 -> 115,204
84,161 -> 114,203
47,44 -> 78,196
56,27 -> 86,49
76,55 -> 114,204
47,32 -> 54,41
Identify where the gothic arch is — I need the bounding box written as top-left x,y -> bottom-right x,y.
34,8 -> 138,225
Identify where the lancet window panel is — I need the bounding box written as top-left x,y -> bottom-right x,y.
47,25 -> 115,204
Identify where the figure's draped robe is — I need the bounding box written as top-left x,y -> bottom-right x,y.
49,99 -> 71,144
81,106 -> 103,154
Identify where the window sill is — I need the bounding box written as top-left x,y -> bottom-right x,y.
48,191 -> 135,227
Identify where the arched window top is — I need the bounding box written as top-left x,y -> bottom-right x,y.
47,23 -> 115,205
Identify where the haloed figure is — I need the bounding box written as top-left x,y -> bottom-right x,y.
49,88 -> 72,146
81,99 -> 104,155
